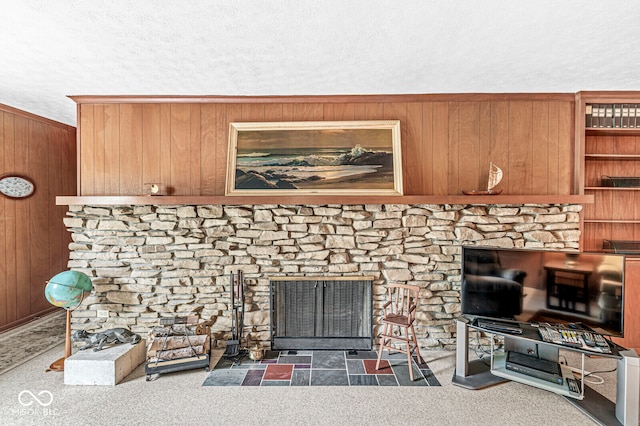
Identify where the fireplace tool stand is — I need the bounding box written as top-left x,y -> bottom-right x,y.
224,271 -> 245,358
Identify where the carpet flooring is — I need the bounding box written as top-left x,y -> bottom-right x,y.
0,314 -> 620,425
203,349 -> 441,387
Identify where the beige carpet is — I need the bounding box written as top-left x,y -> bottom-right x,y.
0,314 -> 621,426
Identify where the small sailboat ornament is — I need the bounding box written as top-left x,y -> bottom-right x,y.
463,162 -> 503,195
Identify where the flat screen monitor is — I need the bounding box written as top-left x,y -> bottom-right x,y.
460,246 -> 625,337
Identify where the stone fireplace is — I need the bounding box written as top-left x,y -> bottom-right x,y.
63,202 -> 581,350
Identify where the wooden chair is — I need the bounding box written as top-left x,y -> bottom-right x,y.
376,283 -> 424,380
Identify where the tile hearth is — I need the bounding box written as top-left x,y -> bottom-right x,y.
203,350 -> 441,387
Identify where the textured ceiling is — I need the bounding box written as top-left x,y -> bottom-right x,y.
2,1 -> 640,126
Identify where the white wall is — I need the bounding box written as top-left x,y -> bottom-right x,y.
2,1 -> 640,125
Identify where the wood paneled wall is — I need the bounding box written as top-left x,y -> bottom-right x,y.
613,259 -> 640,349
0,104 -> 76,331
73,94 -> 575,196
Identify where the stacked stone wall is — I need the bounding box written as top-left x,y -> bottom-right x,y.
64,203 -> 581,350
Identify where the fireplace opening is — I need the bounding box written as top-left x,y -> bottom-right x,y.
270,277 -> 373,350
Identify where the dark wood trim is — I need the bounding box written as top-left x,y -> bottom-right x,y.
56,194 -> 594,206
576,91 -> 640,103
0,103 -> 75,131
68,93 -> 576,105
0,306 -> 59,333
585,128 -> 640,137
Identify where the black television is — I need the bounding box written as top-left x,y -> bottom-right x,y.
460,246 -> 625,337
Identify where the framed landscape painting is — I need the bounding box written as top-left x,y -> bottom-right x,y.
225,120 -> 403,196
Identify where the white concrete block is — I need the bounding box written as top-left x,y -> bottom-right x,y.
64,341 -> 145,385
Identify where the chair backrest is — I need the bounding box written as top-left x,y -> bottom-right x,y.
385,283 -> 420,319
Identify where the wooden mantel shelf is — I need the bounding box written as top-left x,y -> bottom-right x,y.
56,194 -> 594,206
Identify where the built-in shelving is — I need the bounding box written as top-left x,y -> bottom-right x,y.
56,195 -> 594,206
577,91 -> 640,255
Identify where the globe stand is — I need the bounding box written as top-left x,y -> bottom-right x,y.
43,271 -> 93,373
46,310 -> 72,372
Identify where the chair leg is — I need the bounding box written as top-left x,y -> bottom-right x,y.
410,324 -> 424,365
375,323 -> 390,371
402,326 -> 414,381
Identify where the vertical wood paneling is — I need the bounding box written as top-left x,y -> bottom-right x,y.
79,104 -> 95,195
50,127 -> 65,276
264,104 -> 283,122
14,117 -> 30,320
103,104 -> 120,195
405,103 -> 423,196
613,260 -> 640,349
93,105 -> 106,195
532,102 -> 549,194
200,104 -> 217,195
557,101 -> 573,194
290,104 -> 323,121
142,104 -> 162,190
490,102 -> 510,192
324,103 -> 356,121
508,102 -> 533,194
0,104 -> 75,330
6,114 -> 18,322
240,104 -> 264,123
478,103 -> 492,191
73,97 -> 577,197
383,103 -> 407,193
214,104 -> 230,195
432,102 -> 449,195
2,112 -> 16,325
447,102 -> 460,195
547,102 -> 560,194
29,121 -> 50,314
190,105 -> 201,196
170,104 -> 191,196
159,104 -> 172,195
458,102 -> 480,193
364,103 -> 384,120
353,103 -> 367,120
421,102 -> 434,195
119,104 -> 143,194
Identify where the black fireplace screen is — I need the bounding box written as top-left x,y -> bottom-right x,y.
270,277 -> 373,350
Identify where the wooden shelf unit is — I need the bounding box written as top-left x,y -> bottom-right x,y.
576,92 -> 640,255
577,92 -> 640,350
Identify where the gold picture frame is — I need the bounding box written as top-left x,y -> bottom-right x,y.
225,120 -> 403,196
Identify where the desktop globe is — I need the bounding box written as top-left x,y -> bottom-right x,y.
45,270 -> 93,309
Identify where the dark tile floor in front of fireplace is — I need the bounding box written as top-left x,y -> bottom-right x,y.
202,350 -> 440,387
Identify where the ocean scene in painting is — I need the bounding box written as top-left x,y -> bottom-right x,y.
233,127 -> 396,191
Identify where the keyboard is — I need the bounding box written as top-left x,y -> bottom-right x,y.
476,318 -> 523,334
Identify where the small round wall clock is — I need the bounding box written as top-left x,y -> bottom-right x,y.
0,174 -> 35,199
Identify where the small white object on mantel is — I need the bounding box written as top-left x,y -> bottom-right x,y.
64,341 -> 145,385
